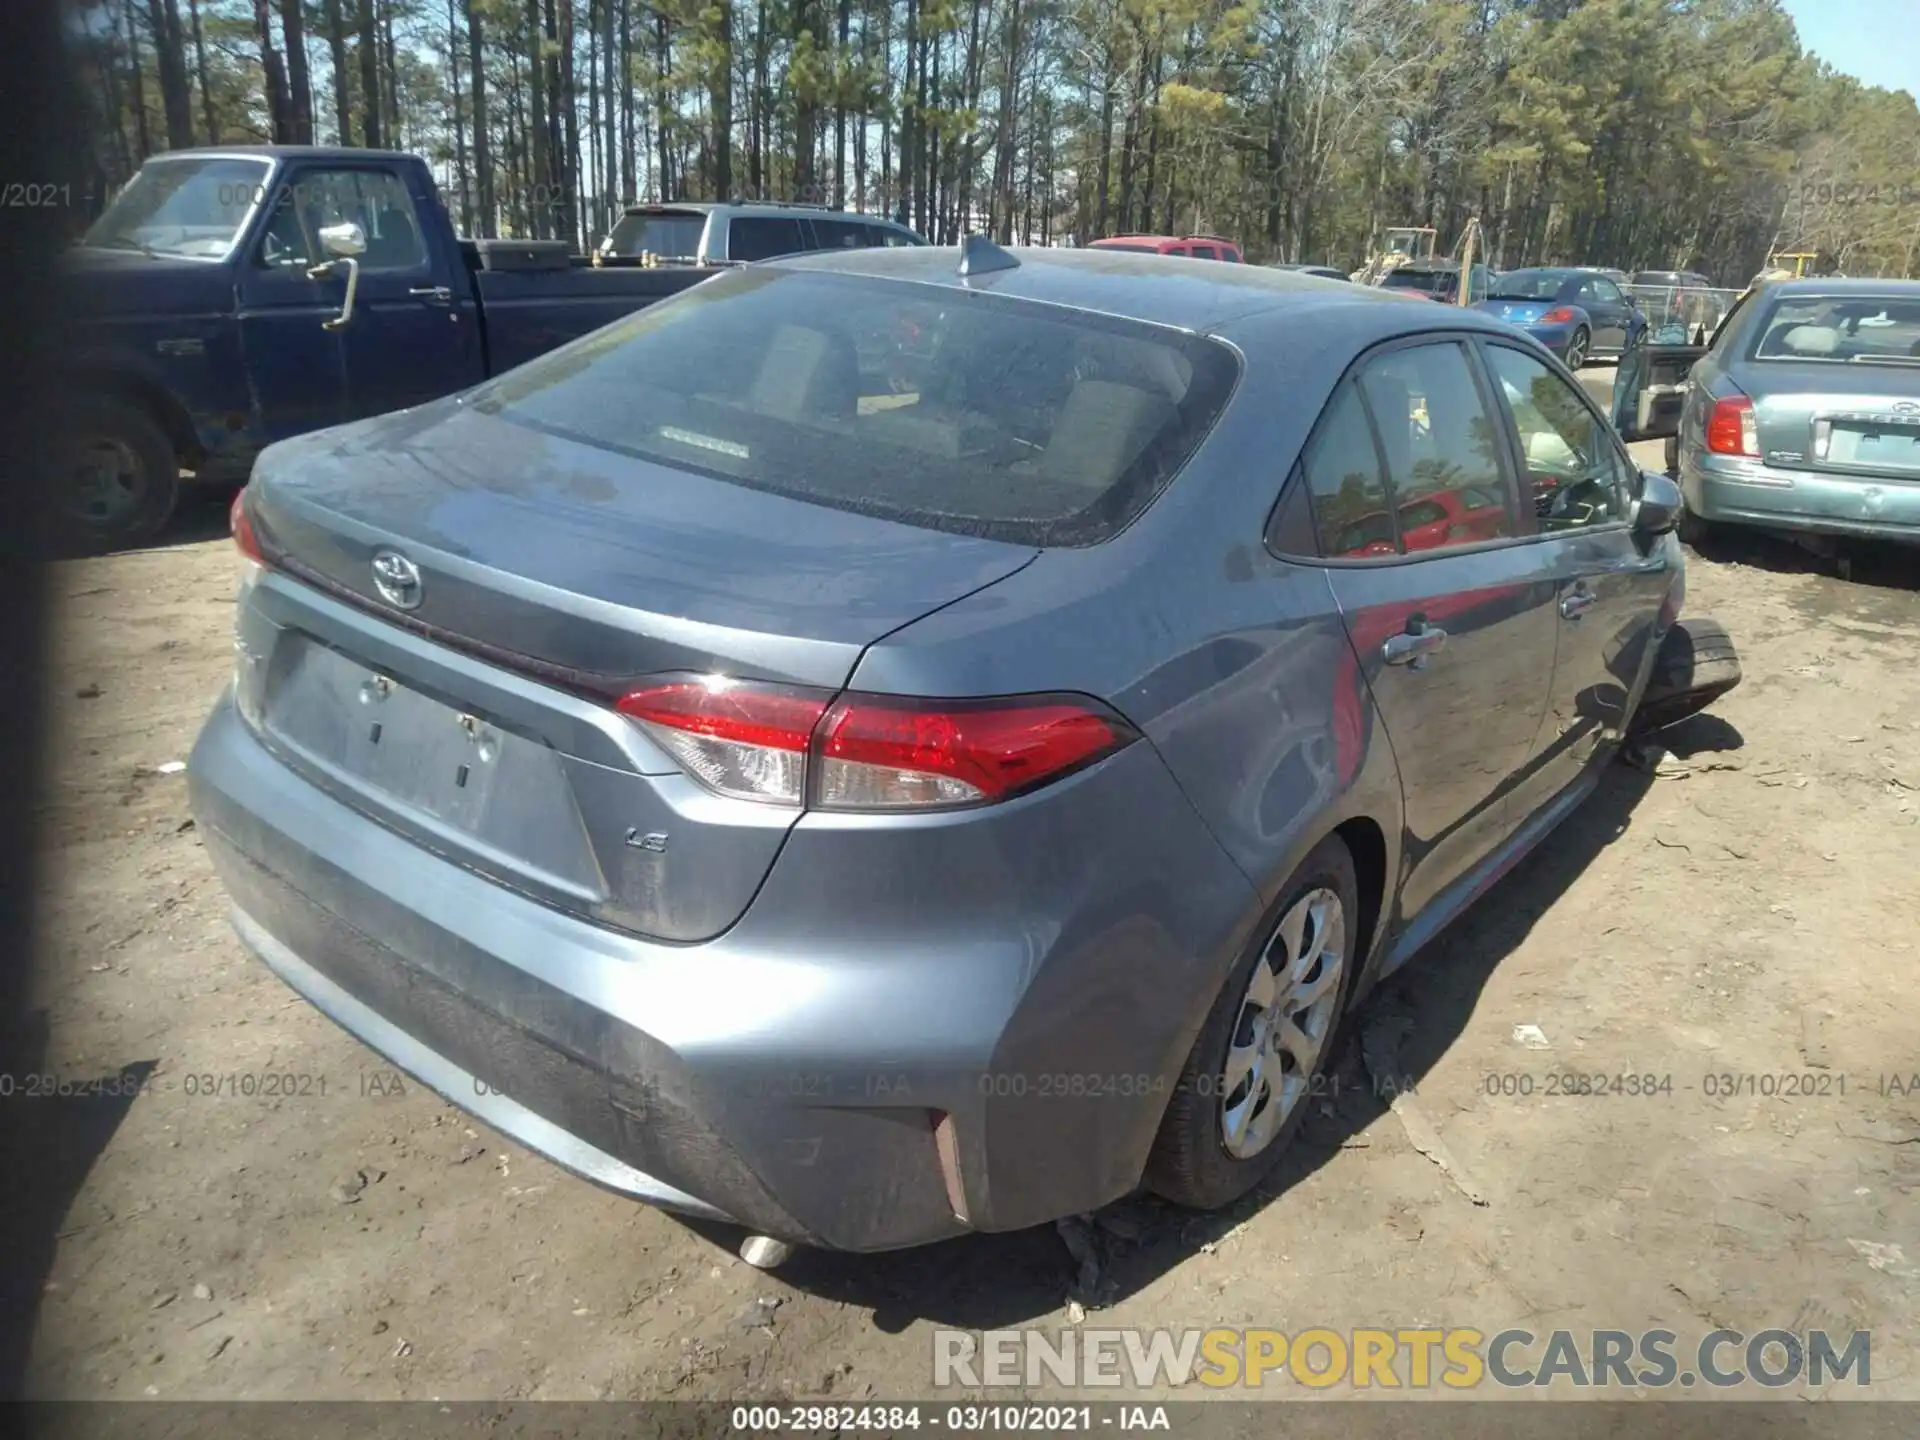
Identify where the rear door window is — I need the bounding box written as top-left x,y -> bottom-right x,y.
602,210 -> 706,260
727,216 -> 811,262
1295,382 -> 1395,558
472,269 -> 1240,547
1191,244 -> 1219,260
1352,343 -> 1517,554
810,217 -> 874,250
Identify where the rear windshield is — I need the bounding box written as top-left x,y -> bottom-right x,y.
470,269 -> 1239,546
1489,269 -> 1570,300
1750,296 -> 1920,365
1383,268 -> 1456,295
602,211 -> 706,260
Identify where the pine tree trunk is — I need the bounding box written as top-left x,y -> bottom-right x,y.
619,0 -> 635,202
833,0 -> 848,207
557,0 -> 579,245
447,0 -> 470,231
382,5 -> 400,147
119,0 -> 154,161
323,0 -> 352,144
467,1 -> 493,234
358,0 -> 382,147
281,0 -> 314,143
147,0 -> 195,148
526,0 -> 550,237
709,1 -> 732,201
186,0 -> 216,144
254,0 -> 294,143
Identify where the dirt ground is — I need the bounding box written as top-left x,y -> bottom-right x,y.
14,438 -> 1920,1405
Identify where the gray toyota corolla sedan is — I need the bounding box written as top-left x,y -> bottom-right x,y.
190,241 -> 1713,1260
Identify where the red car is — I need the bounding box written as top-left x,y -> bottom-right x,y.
1329,485 -> 1511,558
1087,233 -> 1244,263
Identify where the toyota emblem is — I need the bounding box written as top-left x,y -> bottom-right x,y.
370,549 -> 423,610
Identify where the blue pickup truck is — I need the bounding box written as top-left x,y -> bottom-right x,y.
62,146 -> 709,550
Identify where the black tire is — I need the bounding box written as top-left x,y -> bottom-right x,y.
1146,835 -> 1360,1211
55,396 -> 182,555
1564,326 -> 1591,370
1676,499 -> 1713,549
1663,434 -> 1680,479
1629,617 -> 1742,737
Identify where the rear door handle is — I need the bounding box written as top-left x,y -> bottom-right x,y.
409,285 -> 454,303
1560,588 -> 1597,620
1382,625 -> 1448,669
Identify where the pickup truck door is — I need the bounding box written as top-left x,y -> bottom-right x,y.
239,165 -> 484,434
235,184 -> 352,445
298,165 -> 485,418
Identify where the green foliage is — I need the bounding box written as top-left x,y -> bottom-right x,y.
72,0 -> 1920,273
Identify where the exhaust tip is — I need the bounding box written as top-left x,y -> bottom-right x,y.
739,1234 -> 796,1270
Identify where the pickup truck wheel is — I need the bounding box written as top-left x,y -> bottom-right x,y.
1629,617 -> 1742,738
1146,835 -> 1359,1211
58,397 -> 181,555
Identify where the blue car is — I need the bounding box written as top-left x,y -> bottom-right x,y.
1475,266 -> 1647,369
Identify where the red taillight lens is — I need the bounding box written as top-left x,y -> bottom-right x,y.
815,694 -> 1133,810
1705,395 -> 1758,457
615,679 -> 1137,811
231,487 -> 264,563
616,678 -> 829,806
1540,306 -> 1577,324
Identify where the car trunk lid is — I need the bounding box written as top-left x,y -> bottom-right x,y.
1744,363 -> 1920,477
241,401 -> 1037,941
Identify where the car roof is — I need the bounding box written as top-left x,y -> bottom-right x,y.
1090,235 -> 1184,246
620,201 -> 906,222
768,244 -> 1520,340
1756,277 -> 1920,299
146,144 -> 419,164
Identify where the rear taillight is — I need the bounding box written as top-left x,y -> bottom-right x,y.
815,694 -> 1131,810
616,678 -> 1137,811
231,487 -> 264,564
617,678 -> 827,806
1541,306 -> 1577,324
1705,395 -> 1758,457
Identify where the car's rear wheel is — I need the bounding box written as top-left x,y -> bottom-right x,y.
1564,326 -> 1591,370
1146,836 -> 1359,1210
1676,498 -> 1713,548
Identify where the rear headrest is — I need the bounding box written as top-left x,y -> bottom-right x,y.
1032,380 -> 1175,489
1764,322 -> 1839,357
750,325 -> 859,421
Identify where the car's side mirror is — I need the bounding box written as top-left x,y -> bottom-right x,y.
306,222 -> 366,330
1633,471 -> 1682,535
319,221 -> 367,258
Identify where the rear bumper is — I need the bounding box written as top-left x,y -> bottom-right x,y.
188,693 -> 1256,1251
1681,449 -> 1920,542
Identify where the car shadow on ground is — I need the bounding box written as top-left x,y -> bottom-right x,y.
1687,530 -> 1919,593
0,1007 -> 156,1398
691,715 -> 1745,1335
